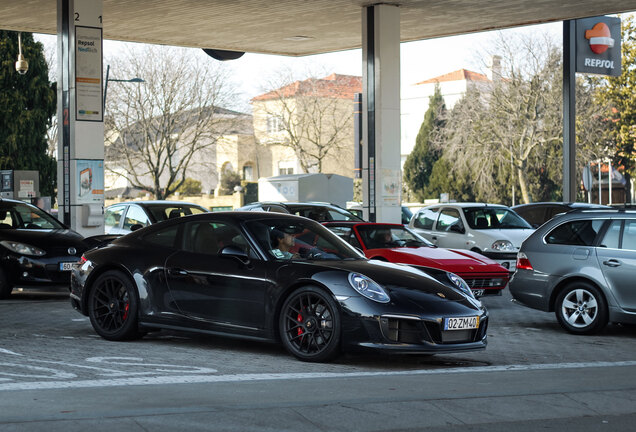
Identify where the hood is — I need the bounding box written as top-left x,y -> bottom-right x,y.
382,247 -> 506,274
473,228 -> 534,249
0,228 -> 86,252
301,258 -> 468,302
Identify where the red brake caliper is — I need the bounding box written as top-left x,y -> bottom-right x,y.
122,303 -> 130,321
297,312 -> 303,336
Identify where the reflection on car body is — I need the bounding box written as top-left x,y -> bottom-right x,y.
71,212 -> 488,362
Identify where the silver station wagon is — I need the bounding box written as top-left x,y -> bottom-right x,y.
509,209 -> 636,334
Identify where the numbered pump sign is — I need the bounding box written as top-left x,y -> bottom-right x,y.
576,16 -> 622,77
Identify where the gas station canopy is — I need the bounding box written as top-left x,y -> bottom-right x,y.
2,0 -> 636,56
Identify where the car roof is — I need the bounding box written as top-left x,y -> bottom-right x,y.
107,200 -> 206,207
423,202 -> 509,209
512,202 -> 611,209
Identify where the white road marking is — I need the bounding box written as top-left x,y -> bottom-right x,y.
0,349 -> 22,356
1,360 -> 635,392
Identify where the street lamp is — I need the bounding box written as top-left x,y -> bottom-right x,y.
103,64 -> 144,111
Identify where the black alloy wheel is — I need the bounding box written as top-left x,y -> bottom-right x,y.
88,270 -> 143,341
279,286 -> 341,362
555,281 -> 608,335
0,268 -> 12,299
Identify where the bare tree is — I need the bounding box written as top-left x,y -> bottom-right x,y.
254,69 -> 359,174
435,32 -> 607,204
104,45 -> 240,199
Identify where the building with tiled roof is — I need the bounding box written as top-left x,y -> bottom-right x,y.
250,73 -> 362,179
401,56 -> 501,166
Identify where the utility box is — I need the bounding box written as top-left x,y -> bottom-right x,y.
258,173 -> 353,207
0,170 -> 39,200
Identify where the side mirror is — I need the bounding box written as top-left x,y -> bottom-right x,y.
219,245 -> 251,266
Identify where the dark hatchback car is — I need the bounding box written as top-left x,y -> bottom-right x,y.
0,198 -> 111,298
237,201 -> 364,222
512,202 -> 610,228
105,200 -> 208,234
510,209 -> 636,334
71,212 -> 487,362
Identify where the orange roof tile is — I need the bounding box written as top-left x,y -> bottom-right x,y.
415,69 -> 489,85
252,73 -> 362,102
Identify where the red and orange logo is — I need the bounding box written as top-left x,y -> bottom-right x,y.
585,22 -> 615,54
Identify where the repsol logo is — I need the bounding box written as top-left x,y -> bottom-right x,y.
78,40 -> 95,47
583,58 -> 615,69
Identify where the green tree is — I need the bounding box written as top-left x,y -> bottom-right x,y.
0,32 -> 56,199
175,178 -> 202,196
403,84 -> 446,201
219,169 -> 241,195
596,16 -> 636,202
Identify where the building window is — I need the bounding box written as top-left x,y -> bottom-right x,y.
267,115 -> 284,133
243,164 -> 254,181
278,161 -> 295,175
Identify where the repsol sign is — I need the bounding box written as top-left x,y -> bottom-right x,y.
576,16 -> 621,77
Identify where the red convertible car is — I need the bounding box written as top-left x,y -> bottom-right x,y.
324,222 -> 509,297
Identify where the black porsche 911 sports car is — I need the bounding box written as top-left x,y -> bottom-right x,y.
70,212 -> 488,362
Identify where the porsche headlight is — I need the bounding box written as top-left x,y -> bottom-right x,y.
348,273 -> 390,303
491,240 -> 515,251
447,272 -> 474,298
0,240 -> 46,256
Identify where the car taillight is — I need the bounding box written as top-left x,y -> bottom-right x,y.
516,252 -> 533,271
80,255 -> 87,264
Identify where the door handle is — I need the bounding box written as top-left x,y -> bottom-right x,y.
603,259 -> 621,267
168,268 -> 189,276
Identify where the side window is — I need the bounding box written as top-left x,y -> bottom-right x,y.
546,219 -> 604,246
104,205 -> 126,233
622,220 -> 636,251
414,208 -> 438,230
436,208 -> 463,233
328,226 -> 362,249
143,225 -> 179,248
184,221 -> 252,256
123,205 -> 150,231
600,220 -> 621,249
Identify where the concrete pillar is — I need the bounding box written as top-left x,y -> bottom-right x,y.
361,4 -> 401,223
57,0 -> 105,236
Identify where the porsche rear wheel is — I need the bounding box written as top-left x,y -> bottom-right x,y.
88,270 -> 143,341
279,286 -> 341,362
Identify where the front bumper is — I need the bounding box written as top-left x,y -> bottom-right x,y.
338,296 -> 488,354
1,254 -> 82,287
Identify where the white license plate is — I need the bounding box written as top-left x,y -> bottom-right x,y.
444,316 -> 479,331
472,289 -> 485,297
59,262 -> 75,271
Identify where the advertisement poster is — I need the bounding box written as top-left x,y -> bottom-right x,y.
75,26 -> 103,121
381,169 -> 400,206
76,160 -> 104,204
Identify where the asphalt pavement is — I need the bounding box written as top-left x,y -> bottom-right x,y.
1,288 -> 635,431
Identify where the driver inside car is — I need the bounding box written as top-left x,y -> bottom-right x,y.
270,229 -> 300,259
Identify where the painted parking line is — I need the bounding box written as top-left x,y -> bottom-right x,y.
1,360 -> 636,392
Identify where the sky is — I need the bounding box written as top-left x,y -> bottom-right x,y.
35,21 -> 564,112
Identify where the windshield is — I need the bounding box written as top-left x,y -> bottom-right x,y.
463,207 -> 532,229
0,202 -> 65,229
356,224 -> 434,249
246,218 -> 364,261
146,204 -> 207,222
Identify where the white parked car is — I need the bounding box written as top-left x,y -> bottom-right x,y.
408,203 -> 535,272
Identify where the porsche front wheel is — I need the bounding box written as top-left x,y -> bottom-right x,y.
279,286 -> 341,362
